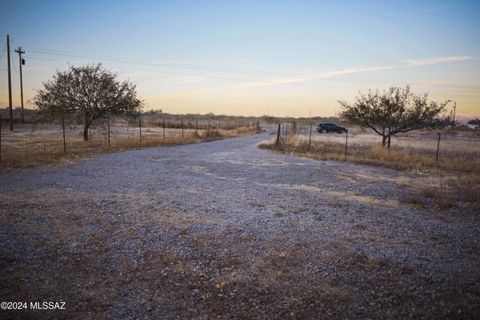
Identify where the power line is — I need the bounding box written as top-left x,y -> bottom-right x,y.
25,46 -> 292,78
0,42 -> 6,62
21,50 -> 388,89
15,46 -> 26,123
3,44 -> 475,97
23,52 -> 480,93
24,47 -> 480,91
11,52 -> 19,73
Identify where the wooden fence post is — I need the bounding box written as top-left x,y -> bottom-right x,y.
435,133 -> 441,162
181,119 -> 184,137
195,119 -> 198,134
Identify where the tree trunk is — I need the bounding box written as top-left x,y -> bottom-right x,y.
382,135 -> 388,147
381,128 -> 386,148
387,128 -> 391,150
83,126 -> 89,142
83,113 -> 89,142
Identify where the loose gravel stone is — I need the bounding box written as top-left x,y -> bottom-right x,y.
0,132 -> 479,319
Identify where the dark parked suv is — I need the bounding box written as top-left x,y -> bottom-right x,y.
317,122 -> 348,134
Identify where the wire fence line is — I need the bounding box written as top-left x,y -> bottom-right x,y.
272,122 -> 480,163
0,117 -> 259,165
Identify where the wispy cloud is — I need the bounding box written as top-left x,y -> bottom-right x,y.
241,56 -> 476,88
243,65 -> 399,87
404,56 -> 474,66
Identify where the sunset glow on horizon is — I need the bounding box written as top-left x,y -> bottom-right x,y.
1,0 -> 479,117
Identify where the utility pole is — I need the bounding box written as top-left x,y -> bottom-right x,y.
15,47 -> 25,123
7,35 -> 13,131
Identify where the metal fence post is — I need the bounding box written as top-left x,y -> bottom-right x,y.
139,116 -> 142,143
308,126 -> 312,152
435,133 -> 441,162
162,118 -> 166,140
107,116 -> 111,148
275,123 -> 281,149
344,130 -> 349,158
62,113 -> 66,153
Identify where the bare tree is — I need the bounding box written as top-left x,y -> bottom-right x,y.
35,64 -> 142,141
339,86 -> 451,148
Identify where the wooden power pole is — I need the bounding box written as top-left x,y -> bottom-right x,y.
15,47 -> 25,123
6,35 -> 13,131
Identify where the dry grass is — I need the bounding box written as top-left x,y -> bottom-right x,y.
0,126 -> 257,171
403,175 -> 480,209
259,131 -> 480,209
259,137 -> 480,175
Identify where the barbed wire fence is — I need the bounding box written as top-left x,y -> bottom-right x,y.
271,121 -> 480,165
0,115 -> 257,166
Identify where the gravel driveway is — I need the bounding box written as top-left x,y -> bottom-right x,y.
1,132 -> 479,319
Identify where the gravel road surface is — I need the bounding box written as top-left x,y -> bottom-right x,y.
1,132 -> 479,319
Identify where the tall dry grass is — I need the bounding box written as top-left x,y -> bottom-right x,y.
260,133 -> 480,174
259,131 -> 480,209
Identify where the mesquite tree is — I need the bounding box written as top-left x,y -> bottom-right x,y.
35,64 -> 142,141
339,86 -> 451,148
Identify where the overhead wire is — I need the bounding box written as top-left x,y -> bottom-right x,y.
25,46 -> 293,78
24,50 -> 315,86
0,41 -> 6,62
0,44 -> 473,95
25,46 -> 480,91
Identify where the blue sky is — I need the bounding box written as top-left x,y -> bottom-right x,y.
1,0 -> 479,116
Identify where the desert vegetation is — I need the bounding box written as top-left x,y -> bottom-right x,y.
259,124 -> 480,210
258,86 -> 479,211
339,86 -> 452,148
